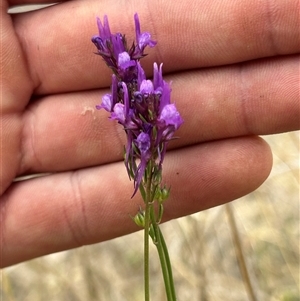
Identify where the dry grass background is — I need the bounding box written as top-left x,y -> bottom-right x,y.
1,131 -> 299,301
2,5 -> 300,301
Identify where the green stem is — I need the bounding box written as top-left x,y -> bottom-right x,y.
157,226 -> 177,300
142,160 -> 177,301
150,207 -> 177,301
144,161 -> 154,301
144,201 -> 150,301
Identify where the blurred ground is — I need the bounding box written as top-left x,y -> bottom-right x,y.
1,132 -> 299,301
2,4 -> 300,301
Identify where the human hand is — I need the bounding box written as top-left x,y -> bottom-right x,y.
1,0 -> 299,267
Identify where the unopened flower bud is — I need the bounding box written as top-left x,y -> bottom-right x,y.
155,186 -> 170,203
133,210 -> 145,228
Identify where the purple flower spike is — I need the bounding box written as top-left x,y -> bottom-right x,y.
92,14 -> 183,199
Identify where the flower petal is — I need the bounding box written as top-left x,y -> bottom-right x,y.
159,104 -> 183,129
96,94 -> 112,111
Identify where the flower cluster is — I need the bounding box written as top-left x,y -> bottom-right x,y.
92,13 -> 183,196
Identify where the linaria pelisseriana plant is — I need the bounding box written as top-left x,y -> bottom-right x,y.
92,13 -> 183,301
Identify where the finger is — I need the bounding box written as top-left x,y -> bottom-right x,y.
19,55 -> 299,174
12,0 -> 300,93
0,0 -> 34,194
1,136 -> 272,267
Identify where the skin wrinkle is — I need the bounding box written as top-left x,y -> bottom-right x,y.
11,15 -> 42,92
10,5 -> 56,94
69,170 -> 89,244
265,0 -> 300,55
62,206 -> 82,248
4,16 -> 37,104
19,106 -> 40,174
10,4 -> 66,92
264,0 -> 280,55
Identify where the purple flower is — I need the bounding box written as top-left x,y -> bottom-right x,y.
134,13 -> 157,52
110,103 -> 125,122
159,104 -> 183,129
91,16 -> 112,57
152,63 -> 172,111
96,74 -> 118,112
136,132 -> 151,153
118,52 -> 136,71
153,63 -> 164,90
140,80 -> 154,94
96,94 -> 112,111
96,15 -> 111,41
